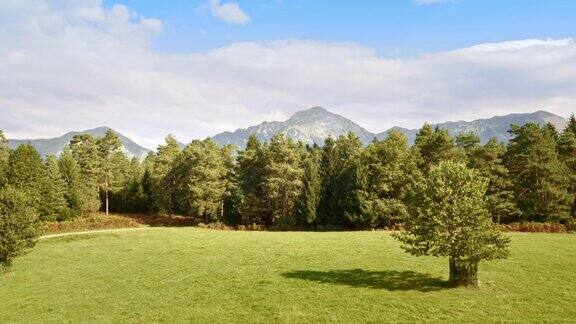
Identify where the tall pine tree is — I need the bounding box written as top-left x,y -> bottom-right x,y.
296,146 -> 322,226
363,130 -> 422,228
58,148 -> 84,218
262,134 -> 303,227
558,115 -> 576,218
97,129 -> 123,215
414,124 -> 462,172
69,134 -> 101,213
0,130 -> 9,188
39,156 -> 68,221
170,139 -> 227,222
237,135 -> 267,225
152,135 -> 181,214
505,123 -> 572,222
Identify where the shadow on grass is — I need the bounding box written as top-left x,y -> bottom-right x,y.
283,269 -> 452,292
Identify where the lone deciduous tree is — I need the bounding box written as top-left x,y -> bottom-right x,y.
394,161 -> 509,287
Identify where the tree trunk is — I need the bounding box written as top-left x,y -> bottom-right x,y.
449,258 -> 479,287
105,189 -> 109,216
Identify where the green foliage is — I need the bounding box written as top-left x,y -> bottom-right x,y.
0,187 -> 40,268
97,130 -> 123,214
6,144 -> 44,215
262,134 -> 303,226
38,156 -> 68,221
221,144 -> 242,225
505,123 -> 572,222
394,161 -> 509,286
151,135 -> 181,213
69,134 -> 101,213
297,147 -> 322,225
237,135 -> 268,225
318,136 -> 341,226
170,139 -> 227,222
58,148 -> 84,219
558,121 -> 576,218
3,119 -> 576,231
414,124 -> 462,171
467,138 -> 519,223
0,130 -> 9,187
455,131 -> 481,152
362,131 -> 421,228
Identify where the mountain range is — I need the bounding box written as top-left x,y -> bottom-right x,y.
6,107 -> 569,157
211,107 -> 567,147
8,127 -> 151,159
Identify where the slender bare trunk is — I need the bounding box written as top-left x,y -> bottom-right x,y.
105,186 -> 109,216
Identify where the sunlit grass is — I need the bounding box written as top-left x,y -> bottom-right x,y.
1,228 -> 575,322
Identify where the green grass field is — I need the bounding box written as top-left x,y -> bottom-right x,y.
1,228 -> 575,322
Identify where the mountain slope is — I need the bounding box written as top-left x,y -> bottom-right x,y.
9,127 -> 151,159
6,109 -> 569,154
212,106 -> 375,147
213,107 -> 568,147
377,110 -> 568,144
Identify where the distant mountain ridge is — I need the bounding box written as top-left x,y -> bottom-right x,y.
212,107 -> 374,147
212,107 -> 568,147
375,110 -> 568,144
6,108 -> 569,155
8,127 -> 151,159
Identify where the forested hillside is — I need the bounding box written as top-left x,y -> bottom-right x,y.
2,114 -> 575,229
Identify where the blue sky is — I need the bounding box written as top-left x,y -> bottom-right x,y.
104,0 -> 576,56
1,0 -> 575,148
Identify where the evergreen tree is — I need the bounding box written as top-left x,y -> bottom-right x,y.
221,144 -> 241,225
0,187 -> 40,268
544,122 -> 559,143
565,114 -> 576,136
455,131 -> 481,161
0,131 -> 10,188
69,134 -> 101,213
262,134 -> 303,226
152,135 -> 181,213
318,136 -> 340,226
334,133 -> 366,228
237,135 -> 267,225
413,124 -> 462,172
296,146 -> 322,226
38,156 -> 68,221
394,161 -> 509,286
97,129 -> 123,215
363,131 -> 421,228
171,139 -> 227,221
470,138 -> 519,223
505,123 -> 572,222
558,124 -> 576,218
7,144 -> 44,209
58,148 -> 84,218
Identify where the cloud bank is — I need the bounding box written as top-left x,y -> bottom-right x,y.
1,0 -> 575,149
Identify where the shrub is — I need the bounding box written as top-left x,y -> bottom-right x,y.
500,222 -> 574,233
43,213 -> 143,234
0,187 -> 40,268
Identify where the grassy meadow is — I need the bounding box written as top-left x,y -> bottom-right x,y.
1,228 -> 575,322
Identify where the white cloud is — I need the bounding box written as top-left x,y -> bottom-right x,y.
208,0 -> 251,25
0,0 -> 575,149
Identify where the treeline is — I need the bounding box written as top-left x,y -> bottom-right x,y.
1,115 -> 576,229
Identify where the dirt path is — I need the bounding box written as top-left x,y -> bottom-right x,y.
40,227 -> 150,240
